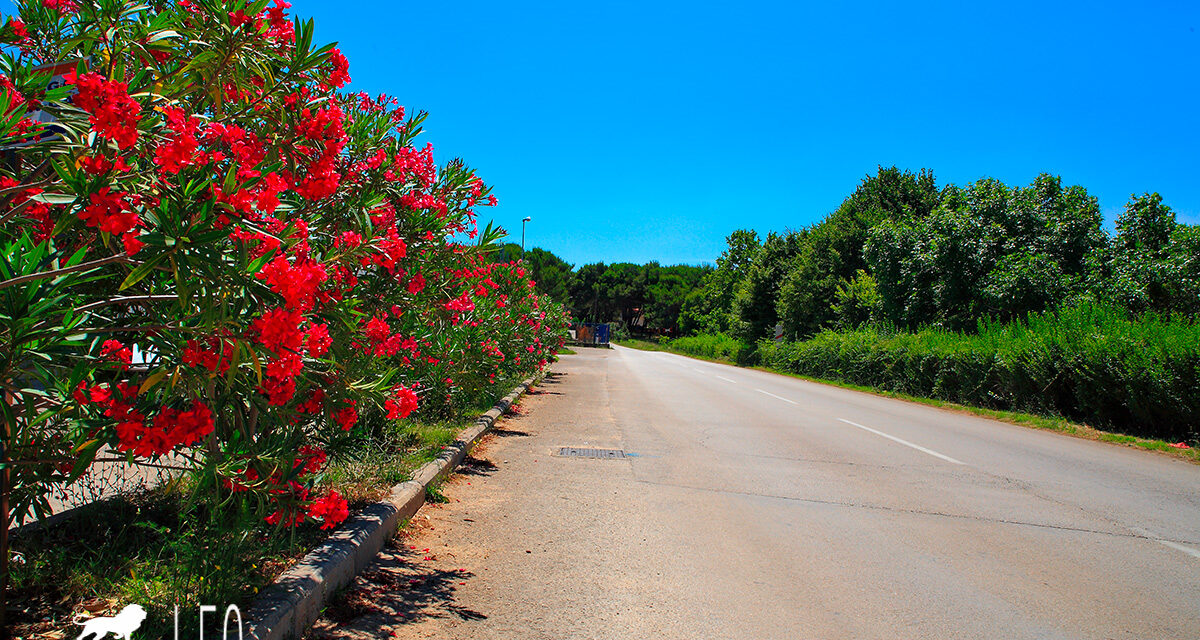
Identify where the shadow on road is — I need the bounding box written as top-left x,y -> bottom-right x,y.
458,456 -> 498,476
490,427 -> 530,438
310,542 -> 487,639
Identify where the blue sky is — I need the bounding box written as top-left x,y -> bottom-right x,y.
5,1 -> 1199,266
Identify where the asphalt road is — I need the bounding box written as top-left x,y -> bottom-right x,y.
313,345 -> 1200,640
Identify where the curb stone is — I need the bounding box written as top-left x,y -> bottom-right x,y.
244,375 -> 539,640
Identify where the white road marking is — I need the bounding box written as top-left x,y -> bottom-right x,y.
755,389 -> 798,405
690,367 -> 703,372
715,375 -> 737,384
1131,527 -> 1200,560
837,418 -> 965,465
1157,540 -> 1200,560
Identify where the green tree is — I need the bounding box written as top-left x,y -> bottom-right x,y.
523,247 -> 574,304
646,265 -> 711,333
680,229 -> 760,334
830,270 -> 882,329
732,231 -> 803,342
866,174 -> 1106,329
776,167 -> 940,339
569,262 -> 610,322
1106,193 -> 1200,314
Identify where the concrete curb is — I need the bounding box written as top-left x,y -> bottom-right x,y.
244,375 -> 539,640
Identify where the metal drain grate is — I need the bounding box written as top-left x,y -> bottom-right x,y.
557,447 -> 627,459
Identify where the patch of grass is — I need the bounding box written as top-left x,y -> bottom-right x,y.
557,347 -> 577,355
614,338 -> 670,352
424,481 -> 449,504
322,419 -> 461,505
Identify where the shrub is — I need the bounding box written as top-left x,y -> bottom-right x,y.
0,0 -> 567,541
757,304 -> 1200,442
669,332 -> 749,362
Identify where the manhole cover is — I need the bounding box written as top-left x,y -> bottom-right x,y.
557,447 -> 627,459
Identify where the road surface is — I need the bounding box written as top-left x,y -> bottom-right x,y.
311,345 -> 1200,640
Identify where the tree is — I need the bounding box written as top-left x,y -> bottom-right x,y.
569,262 -> 609,322
646,265 -> 710,333
490,244 -> 573,304
776,167 -> 940,339
865,174 -> 1106,329
830,270 -> 881,329
679,229 -> 759,334
1106,193 -> 1200,314
732,231 -> 803,342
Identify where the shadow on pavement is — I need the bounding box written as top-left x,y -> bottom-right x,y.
458,456 -> 498,476
309,543 -> 487,639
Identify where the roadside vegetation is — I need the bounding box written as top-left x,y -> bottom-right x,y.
0,0 -> 567,633
597,168 -> 1200,447
7,399 -> 480,639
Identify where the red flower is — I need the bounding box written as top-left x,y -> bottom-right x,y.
252,308 -> 304,354
336,231 -> 362,248
326,49 -> 351,88
183,338 -> 234,374
99,339 -> 132,368
43,0 -> 79,11
258,255 -> 328,311
305,323 -> 331,358
259,374 -> 296,406
77,188 -> 139,236
296,445 -> 327,474
153,107 -> 201,174
307,491 -> 349,529
67,72 -> 141,149
122,231 -> 145,255
365,316 -> 390,344
334,403 -> 357,430
406,273 -> 426,294
445,292 -> 475,313
385,385 -> 418,419
78,155 -> 113,175
265,352 -> 303,379
8,19 -> 29,44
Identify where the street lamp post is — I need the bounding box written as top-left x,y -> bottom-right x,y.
521,216 -> 531,253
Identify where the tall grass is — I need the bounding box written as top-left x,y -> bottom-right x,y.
756,304 -> 1200,442
668,333 -> 752,363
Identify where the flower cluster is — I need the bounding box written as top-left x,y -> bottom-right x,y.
67,72 -> 141,150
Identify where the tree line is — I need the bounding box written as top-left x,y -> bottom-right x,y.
508,166 -> 1199,342
491,243 -> 710,334
683,167 -> 1199,342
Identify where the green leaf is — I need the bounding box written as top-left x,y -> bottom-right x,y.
146,29 -> 182,43
29,192 -> 79,205
118,250 -> 171,291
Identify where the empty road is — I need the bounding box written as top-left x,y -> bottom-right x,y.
314,345 -> 1200,640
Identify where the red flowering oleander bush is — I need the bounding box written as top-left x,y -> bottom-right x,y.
0,0 -> 567,543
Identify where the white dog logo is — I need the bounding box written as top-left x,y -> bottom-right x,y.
73,604 -> 147,639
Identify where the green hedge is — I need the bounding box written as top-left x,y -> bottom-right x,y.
668,333 -> 752,364
755,304 -> 1200,442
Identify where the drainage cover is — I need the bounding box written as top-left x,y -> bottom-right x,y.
557,447 -> 627,459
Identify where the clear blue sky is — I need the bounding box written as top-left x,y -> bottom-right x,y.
5,1 -> 1198,266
